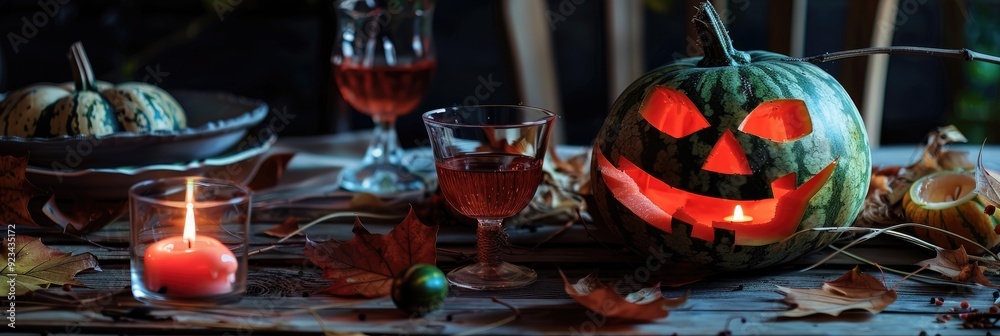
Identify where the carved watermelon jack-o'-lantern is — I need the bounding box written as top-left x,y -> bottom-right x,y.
591,3 -> 871,272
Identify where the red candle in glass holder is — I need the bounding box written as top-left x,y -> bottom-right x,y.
143,183 -> 237,297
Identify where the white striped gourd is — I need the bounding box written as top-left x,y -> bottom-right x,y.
0,42 -> 186,137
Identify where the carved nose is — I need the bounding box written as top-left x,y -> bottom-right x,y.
702,130 -> 751,175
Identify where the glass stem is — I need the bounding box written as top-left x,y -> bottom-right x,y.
476,219 -> 507,267
364,117 -> 402,165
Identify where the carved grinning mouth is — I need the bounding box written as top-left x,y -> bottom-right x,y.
597,147 -> 837,246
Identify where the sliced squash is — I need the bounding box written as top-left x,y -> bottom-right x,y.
903,171 -> 1000,254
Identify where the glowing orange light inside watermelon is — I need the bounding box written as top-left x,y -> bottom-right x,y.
596,87 -> 839,246
724,205 -> 752,223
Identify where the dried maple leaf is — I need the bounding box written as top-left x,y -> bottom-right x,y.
0,155 -> 45,226
559,270 -> 687,322
778,267 -> 897,317
304,207 -> 438,297
0,236 -> 100,295
916,246 -> 996,287
263,217 -> 300,238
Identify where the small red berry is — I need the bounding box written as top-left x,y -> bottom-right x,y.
990,305 -> 999,313
936,299 -> 944,306
961,301 -> 970,309
960,313 -> 969,319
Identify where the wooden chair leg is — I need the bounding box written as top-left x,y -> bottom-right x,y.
862,0 -> 900,149
500,0 -> 565,144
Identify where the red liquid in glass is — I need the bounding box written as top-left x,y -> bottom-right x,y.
333,60 -> 436,121
436,153 -> 543,219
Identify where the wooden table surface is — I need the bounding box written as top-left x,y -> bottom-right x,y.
13,138 -> 1000,336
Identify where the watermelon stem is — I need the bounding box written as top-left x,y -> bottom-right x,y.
68,42 -> 97,92
787,46 -> 1000,66
693,2 -> 750,67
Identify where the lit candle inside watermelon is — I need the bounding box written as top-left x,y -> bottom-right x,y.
724,205 -> 753,223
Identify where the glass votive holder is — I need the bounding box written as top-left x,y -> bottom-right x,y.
129,177 -> 251,306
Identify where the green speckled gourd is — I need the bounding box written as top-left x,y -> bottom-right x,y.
0,42 -> 186,137
589,3 -> 871,273
391,264 -> 448,316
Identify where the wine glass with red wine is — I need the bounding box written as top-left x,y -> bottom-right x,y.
332,0 -> 435,194
423,105 -> 555,290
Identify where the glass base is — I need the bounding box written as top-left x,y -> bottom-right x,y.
131,282 -> 243,307
447,261 -> 537,290
340,163 -> 425,194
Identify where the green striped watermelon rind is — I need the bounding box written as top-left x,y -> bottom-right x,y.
590,51 -> 871,272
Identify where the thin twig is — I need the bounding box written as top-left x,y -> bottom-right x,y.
789,223 -> 1000,272
511,219 -> 576,254
786,46 -> 1000,65
436,247 -> 474,263
277,302 -> 364,317
577,209 -> 621,253
836,248 -> 983,289
68,234 -> 127,251
278,212 -> 403,244
491,297 -> 520,317
307,307 -> 331,335
452,297 -> 520,336
891,264 -> 929,291
248,211 -> 401,255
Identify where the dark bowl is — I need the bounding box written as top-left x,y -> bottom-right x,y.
0,90 -> 268,170
25,125 -> 277,200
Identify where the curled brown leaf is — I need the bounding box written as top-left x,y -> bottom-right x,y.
916,246 -> 997,287
263,217 -> 300,238
778,267 -> 897,317
559,270 -> 687,322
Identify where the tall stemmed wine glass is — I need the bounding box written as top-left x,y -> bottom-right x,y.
332,0 -> 435,194
423,105 -> 555,290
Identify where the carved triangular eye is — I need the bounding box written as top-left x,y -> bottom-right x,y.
703,130 -> 752,175
641,86 -> 710,138
739,99 -> 812,142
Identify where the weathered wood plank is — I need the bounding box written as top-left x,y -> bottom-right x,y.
14,302 -> 991,336
27,264 -> 1000,312
12,207 -> 984,335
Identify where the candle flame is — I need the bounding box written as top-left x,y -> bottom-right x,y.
183,181 -> 196,246
732,205 -> 745,221
723,204 -> 753,223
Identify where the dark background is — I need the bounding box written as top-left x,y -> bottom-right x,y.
0,0 -> 997,146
